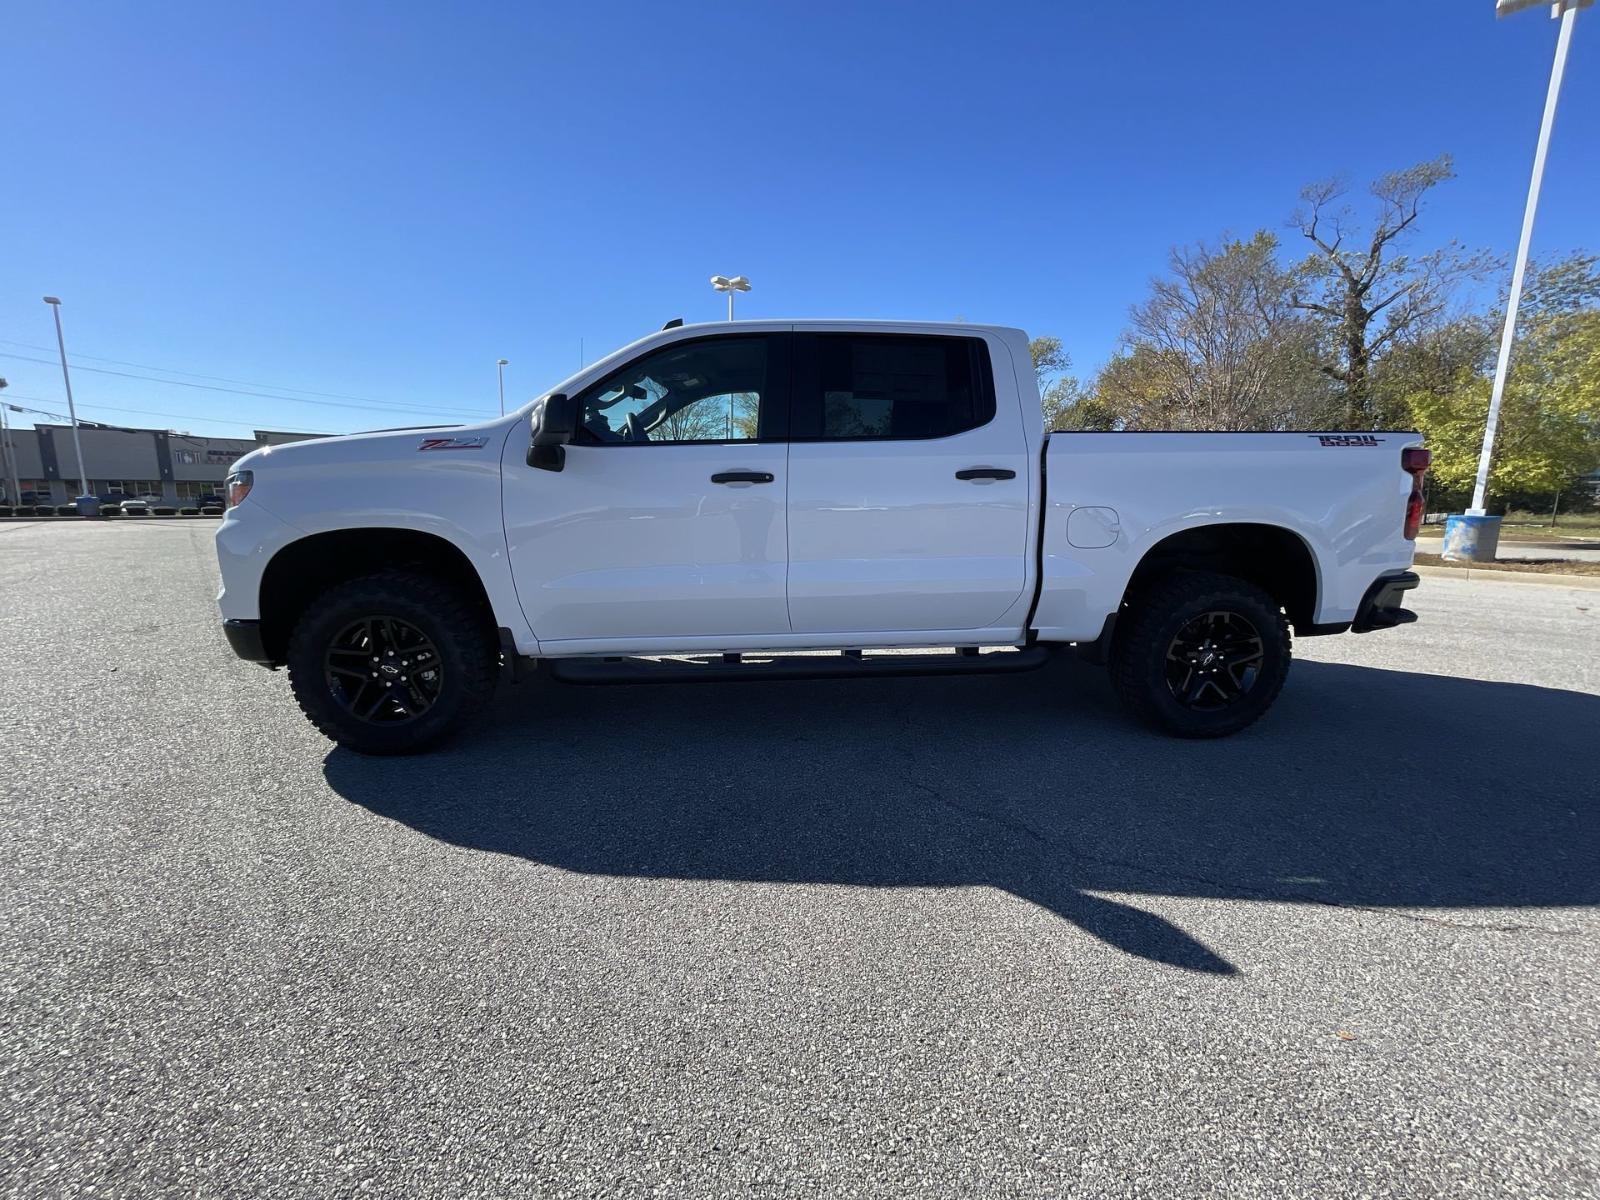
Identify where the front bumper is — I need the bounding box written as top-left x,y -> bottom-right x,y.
1352,570 -> 1420,633
222,619 -> 276,665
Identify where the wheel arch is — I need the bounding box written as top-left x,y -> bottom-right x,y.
1121,522 -> 1321,631
257,527 -> 497,663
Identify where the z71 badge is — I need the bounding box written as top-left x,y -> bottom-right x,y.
417,436 -> 490,452
1310,434 -> 1384,447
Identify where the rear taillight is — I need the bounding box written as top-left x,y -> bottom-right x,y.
1404,492 -> 1425,540
1402,447 -> 1430,540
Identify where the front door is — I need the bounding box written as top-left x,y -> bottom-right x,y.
503,332 -> 791,647
784,331 -> 1031,634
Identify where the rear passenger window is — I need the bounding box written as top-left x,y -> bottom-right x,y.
795,334 -> 995,440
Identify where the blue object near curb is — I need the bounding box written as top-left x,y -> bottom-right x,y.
1442,514 -> 1502,563
74,495 -> 101,518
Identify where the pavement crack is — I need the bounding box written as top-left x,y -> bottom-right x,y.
1332,905 -> 1582,937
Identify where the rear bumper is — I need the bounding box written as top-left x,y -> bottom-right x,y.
1352,570 -> 1420,633
222,619 -> 276,665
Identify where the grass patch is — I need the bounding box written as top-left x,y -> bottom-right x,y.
1415,552 -> 1600,577
1419,510 -> 1600,544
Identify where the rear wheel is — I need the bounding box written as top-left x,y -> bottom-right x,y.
286,570 -> 498,755
1109,571 -> 1290,738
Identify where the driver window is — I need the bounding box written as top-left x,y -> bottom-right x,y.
577,336 -> 768,444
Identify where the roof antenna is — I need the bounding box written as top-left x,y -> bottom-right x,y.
662,317 -> 684,330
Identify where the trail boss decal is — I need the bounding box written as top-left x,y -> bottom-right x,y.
417,436 -> 491,452
1310,434 -> 1385,447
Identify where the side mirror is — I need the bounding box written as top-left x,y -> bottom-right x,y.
527,392 -> 578,471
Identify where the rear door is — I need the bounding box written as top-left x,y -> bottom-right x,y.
502,332 -> 792,646
784,331 -> 1031,634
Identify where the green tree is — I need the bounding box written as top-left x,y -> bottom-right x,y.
1028,335 -> 1096,429
1086,345 -> 1181,429
1370,315 -> 1495,422
1406,301 -> 1600,503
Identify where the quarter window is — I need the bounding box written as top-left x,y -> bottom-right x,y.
575,336 -> 771,445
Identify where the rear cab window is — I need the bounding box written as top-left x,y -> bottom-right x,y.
790,333 -> 997,441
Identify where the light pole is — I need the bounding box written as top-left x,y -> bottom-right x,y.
497,358 -> 509,416
1446,0 -> 1589,562
0,378 -> 22,507
42,297 -> 92,502
710,275 -> 751,321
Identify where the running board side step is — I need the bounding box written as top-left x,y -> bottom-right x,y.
547,645 -> 1054,686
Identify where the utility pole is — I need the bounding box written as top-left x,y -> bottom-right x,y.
42,297 -> 92,500
0,379 -> 22,506
1445,0 -> 1588,562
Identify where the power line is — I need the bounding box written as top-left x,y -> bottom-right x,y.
3,393 -> 335,435
0,352 -> 490,419
0,338 -> 488,412
77,403 -> 335,435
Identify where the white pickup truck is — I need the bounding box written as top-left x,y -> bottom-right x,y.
216,321 -> 1428,754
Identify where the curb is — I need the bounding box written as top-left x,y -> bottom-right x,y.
1416,564 -> 1600,590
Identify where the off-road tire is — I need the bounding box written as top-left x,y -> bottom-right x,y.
1109,570 -> 1291,738
286,570 -> 498,755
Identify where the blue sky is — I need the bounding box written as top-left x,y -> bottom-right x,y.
3,1 -> 1596,438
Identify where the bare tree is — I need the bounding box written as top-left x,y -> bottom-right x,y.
1290,156 -> 1495,427
1110,232 -> 1331,430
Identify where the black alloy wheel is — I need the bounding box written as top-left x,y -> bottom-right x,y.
324,615 -> 444,724
286,570 -> 499,755
1163,610 -> 1265,711
1109,570 -> 1291,738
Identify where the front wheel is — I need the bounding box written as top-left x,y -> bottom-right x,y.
1109,571 -> 1291,738
286,570 -> 498,755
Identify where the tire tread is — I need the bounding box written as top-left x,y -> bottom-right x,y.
285,569 -> 497,754
1109,570 -> 1291,738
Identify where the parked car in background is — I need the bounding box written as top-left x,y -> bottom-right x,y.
117,496 -> 152,515
217,320 -> 1429,755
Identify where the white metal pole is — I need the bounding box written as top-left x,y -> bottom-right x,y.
46,301 -> 92,500
497,362 -> 506,416
0,400 -> 21,506
1469,2 -> 1579,514
727,290 -> 734,322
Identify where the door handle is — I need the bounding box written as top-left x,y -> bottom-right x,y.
955,467 -> 1016,481
710,471 -> 775,485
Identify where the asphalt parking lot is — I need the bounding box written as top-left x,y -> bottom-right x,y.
3,519 -> 1597,1199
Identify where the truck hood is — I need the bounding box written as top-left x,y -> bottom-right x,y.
229,418 -> 516,474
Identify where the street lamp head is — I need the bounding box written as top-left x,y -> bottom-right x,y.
497,358 -> 509,366
710,275 -> 752,294
43,296 -> 61,306
1497,0 -> 1592,15
709,275 -> 731,288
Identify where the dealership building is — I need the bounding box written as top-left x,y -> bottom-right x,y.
0,424 -> 320,505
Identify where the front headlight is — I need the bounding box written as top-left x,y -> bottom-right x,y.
225,470 -> 254,508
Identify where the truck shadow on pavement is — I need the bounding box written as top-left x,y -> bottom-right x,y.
323,658 -> 1600,977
